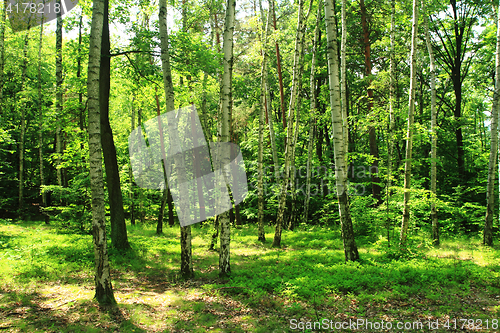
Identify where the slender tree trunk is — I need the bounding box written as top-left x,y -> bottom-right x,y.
100,0 -> 130,250
56,2 -> 64,190
272,0 -> 286,130
129,97 -> 136,226
257,1 -> 272,242
424,2 -> 439,246
484,1 -> 500,247
87,0 -> 116,306
18,28 -> 30,216
0,0 -> 6,118
273,0 -> 307,246
218,0 -> 236,277
325,0 -> 359,261
400,0 -> 419,246
38,17 -> 48,224
209,216 -> 219,250
159,0 -> 193,277
340,0 -> 348,160
304,2 -> 321,223
360,0 -> 381,204
386,0 -> 395,246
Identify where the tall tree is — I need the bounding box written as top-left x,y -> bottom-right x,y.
304,2 -> 322,223
18,28 -> 30,215
484,0 -> 500,247
424,0 -> 439,245
272,0 -> 306,247
360,0 -> 381,204
325,0 -> 359,261
87,0 -> 116,306
257,0 -> 272,243
55,0 -> 64,189
400,0 -> 419,245
430,0 -> 483,181
159,0 -> 193,277
100,0 -> 130,250
218,0 -> 236,276
38,13 -> 48,224
0,0 -> 6,117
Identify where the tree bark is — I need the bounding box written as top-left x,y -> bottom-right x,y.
100,0 -> 130,250
218,0 -> 236,277
360,0 -> 381,204
159,0 -> 193,277
272,0 -> 305,248
400,0 -> 419,246
340,0 -> 348,160
18,28 -> 30,216
257,1 -> 272,242
0,0 -> 6,117
424,1 -> 439,246
56,1 -> 63,190
271,0 -> 286,130
304,2 -> 321,223
325,0 -> 359,261
386,0 -> 395,246
87,0 -> 116,306
484,1 -> 500,247
38,14 -> 48,224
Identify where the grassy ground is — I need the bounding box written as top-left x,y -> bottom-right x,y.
0,219 -> 499,332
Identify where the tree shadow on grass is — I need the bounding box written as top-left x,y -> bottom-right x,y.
0,287 -> 146,332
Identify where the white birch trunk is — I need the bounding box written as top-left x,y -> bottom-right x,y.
325,0 -> 359,261
18,29 -> 30,215
485,1 -> 500,246
423,1 -> 439,246
304,2 -> 321,224
219,0 -> 236,276
87,0 -> 116,306
400,0 -> 419,245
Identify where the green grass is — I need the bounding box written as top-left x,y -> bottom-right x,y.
0,218 -> 499,332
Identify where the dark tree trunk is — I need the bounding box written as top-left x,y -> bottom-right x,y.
100,0 -> 130,250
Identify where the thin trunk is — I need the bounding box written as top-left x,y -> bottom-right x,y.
18,28 -> 30,215
257,0 -> 272,242
360,0 -> 381,204
0,0 -> 6,117
87,0 -> 116,306
386,0 -> 395,246
272,0 -> 286,129
209,215 -> 219,250
484,1 -> 500,247
78,14 -> 84,131
100,0 -> 130,250
304,2 -> 321,223
400,0 -> 419,246
38,17 -> 48,224
159,0 -> 192,277
273,0 -> 306,247
56,2 -> 63,189
325,0 -> 359,261
218,0 -> 236,277
129,97 -> 136,226
340,0 -> 348,159
424,1 -> 439,246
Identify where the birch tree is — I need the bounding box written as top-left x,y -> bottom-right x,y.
304,2 -> 322,223
400,0 -> 419,245
423,0 -> 438,245
55,0 -> 63,189
37,14 -> 48,224
272,0 -> 305,247
484,0 -> 500,247
159,0 -> 193,277
218,0 -> 236,276
87,0 -> 116,306
325,0 -> 359,261
18,28 -> 30,215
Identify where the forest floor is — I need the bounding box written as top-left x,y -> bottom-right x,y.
0,219 -> 499,332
